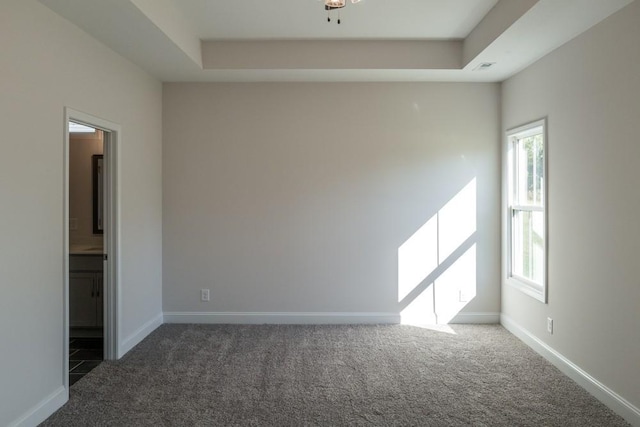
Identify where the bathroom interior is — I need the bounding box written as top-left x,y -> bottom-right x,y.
68,122 -> 104,385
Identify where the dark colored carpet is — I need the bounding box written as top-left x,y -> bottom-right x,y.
42,324 -> 629,426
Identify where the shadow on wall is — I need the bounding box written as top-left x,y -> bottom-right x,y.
398,178 -> 477,326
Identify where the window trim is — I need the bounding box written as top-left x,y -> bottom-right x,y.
504,118 -> 548,303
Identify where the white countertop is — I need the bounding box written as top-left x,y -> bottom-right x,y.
69,244 -> 103,256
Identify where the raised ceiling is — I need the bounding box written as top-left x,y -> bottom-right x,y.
40,0 -> 634,83
179,0 -> 499,40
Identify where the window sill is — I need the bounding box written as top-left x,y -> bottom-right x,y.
506,277 -> 547,303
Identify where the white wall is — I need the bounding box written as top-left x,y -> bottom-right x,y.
0,1 -> 163,425
163,83 -> 500,323
501,0 -> 640,418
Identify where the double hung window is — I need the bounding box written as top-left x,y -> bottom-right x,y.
506,119 -> 547,302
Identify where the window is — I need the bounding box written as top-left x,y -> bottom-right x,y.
506,119 -> 547,302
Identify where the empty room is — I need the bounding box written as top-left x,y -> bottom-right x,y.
1,0 -> 639,426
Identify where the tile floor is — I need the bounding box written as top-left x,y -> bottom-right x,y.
69,337 -> 103,386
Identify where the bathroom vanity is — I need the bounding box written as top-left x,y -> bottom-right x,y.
69,246 -> 103,328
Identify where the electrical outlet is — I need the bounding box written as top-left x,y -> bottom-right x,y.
69,218 -> 78,231
459,290 -> 470,302
547,317 -> 553,334
201,289 -> 210,302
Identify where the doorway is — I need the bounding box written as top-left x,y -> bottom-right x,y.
64,108 -> 120,391
68,124 -> 104,384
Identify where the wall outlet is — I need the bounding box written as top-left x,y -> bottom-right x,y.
459,290 -> 470,303
547,317 -> 553,334
69,218 -> 78,231
201,289 -> 210,302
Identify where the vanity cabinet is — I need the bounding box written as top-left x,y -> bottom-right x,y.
69,255 -> 103,328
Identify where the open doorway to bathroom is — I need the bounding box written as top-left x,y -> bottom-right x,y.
68,122 -> 104,385
64,108 -> 120,392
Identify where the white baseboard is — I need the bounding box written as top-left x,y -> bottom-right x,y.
119,313 -> 163,358
163,311 -> 500,326
501,314 -> 640,427
449,312 -> 500,324
163,311 -> 401,325
8,386 -> 66,427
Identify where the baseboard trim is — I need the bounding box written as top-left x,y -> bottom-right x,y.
8,386 -> 66,427
449,312 -> 500,324
163,311 -> 401,325
501,314 -> 640,427
119,313 -> 163,358
162,311 -> 500,326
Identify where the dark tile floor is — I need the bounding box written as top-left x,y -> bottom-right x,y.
69,337 -> 103,386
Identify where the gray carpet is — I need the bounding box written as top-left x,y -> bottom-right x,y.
42,324 -> 629,426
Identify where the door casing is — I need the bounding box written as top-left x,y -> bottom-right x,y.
63,107 -> 120,394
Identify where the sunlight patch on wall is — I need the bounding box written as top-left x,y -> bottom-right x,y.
398,178 -> 477,325
437,180 -> 476,261
435,244 -> 476,324
398,216 -> 438,303
400,283 -> 436,325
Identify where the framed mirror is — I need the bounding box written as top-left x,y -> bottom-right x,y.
92,154 -> 103,234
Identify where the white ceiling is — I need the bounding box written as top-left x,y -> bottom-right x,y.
179,0 -> 499,40
39,0 -> 634,83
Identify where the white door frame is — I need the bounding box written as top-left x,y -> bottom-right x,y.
63,107 -> 121,392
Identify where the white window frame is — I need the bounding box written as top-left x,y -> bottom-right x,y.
504,118 -> 548,303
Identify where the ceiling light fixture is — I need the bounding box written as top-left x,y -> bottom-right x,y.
323,0 -> 362,24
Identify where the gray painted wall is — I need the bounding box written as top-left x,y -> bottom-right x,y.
162,83 -> 501,322
0,1 -> 163,425
502,0 -> 640,413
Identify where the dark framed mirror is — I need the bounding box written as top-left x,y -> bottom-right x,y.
92,154 -> 103,234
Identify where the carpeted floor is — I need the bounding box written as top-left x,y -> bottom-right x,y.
42,324 -> 629,426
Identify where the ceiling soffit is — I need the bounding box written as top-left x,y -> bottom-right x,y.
39,0 -> 634,82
